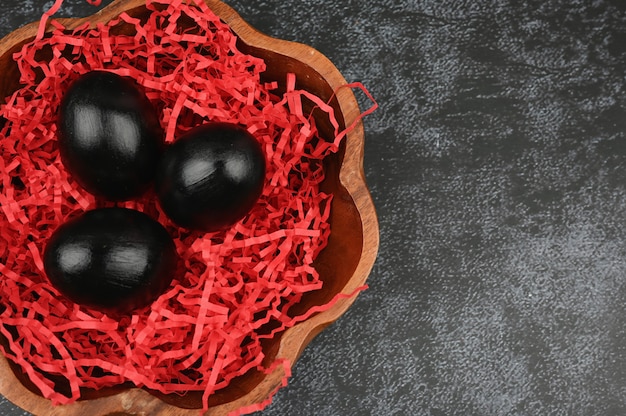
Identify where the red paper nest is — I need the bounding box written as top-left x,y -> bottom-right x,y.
0,0 -> 367,413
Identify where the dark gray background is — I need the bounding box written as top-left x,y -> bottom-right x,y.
2,0 -> 626,415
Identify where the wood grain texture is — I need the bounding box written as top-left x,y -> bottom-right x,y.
0,0 -> 379,415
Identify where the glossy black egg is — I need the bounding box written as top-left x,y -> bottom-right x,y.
155,122 -> 266,232
58,71 -> 164,201
43,207 -> 178,314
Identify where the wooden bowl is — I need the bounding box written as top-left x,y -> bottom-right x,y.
0,0 -> 379,414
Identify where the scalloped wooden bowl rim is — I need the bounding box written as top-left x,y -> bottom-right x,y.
0,0 -> 379,415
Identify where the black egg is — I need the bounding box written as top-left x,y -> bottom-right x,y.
58,71 -> 164,201
43,207 -> 178,314
155,122 -> 266,232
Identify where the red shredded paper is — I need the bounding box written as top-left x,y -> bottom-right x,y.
0,0 -> 374,414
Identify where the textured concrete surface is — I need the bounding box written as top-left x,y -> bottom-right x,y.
2,0 -> 626,415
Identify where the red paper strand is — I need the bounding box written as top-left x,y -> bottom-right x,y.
0,0 -> 375,414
